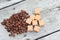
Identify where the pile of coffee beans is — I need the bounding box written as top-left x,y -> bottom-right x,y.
1,10 -> 29,36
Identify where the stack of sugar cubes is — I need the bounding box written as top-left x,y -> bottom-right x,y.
26,8 -> 45,32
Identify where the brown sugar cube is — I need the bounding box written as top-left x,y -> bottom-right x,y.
27,25 -> 33,31
34,25 -> 40,32
34,8 -> 40,15
26,18 -> 32,24
30,15 -> 35,20
39,20 -> 45,26
32,20 -> 38,25
34,15 -> 41,20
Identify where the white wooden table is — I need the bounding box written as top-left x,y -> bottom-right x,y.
0,0 -> 60,40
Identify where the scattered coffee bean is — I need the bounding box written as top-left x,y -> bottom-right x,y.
26,38 -> 30,40
24,34 -> 27,37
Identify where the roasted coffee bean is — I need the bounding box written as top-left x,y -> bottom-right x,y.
1,22 -> 5,25
1,10 -> 29,36
9,33 -> 15,37
24,34 -> 27,37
